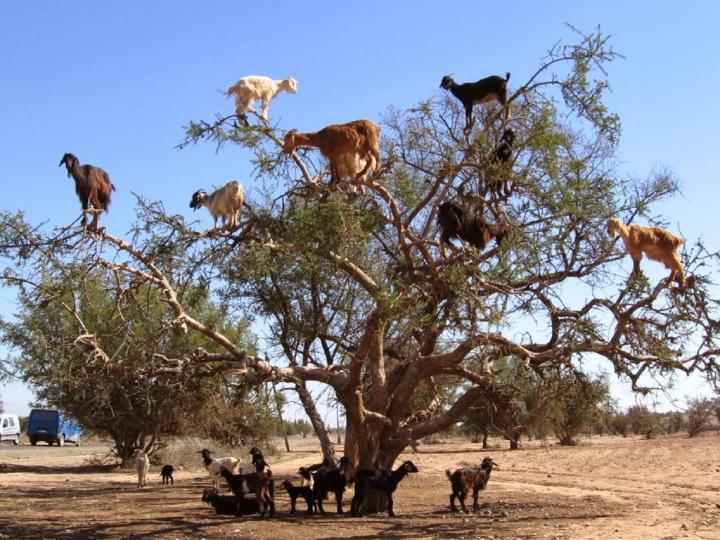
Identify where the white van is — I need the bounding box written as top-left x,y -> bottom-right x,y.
0,413 -> 20,445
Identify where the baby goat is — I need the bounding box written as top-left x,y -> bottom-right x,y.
189,180 -> 244,231
607,217 -> 686,287
226,75 -> 298,122
59,153 -> 116,230
283,120 -> 381,185
282,479 -> 316,514
350,460 -> 418,517
160,464 -> 175,485
437,201 -> 507,257
440,73 -> 511,133
446,456 -> 498,513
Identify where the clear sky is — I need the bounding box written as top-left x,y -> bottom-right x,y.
1,1 -> 718,416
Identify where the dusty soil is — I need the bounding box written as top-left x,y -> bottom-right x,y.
0,435 -> 718,539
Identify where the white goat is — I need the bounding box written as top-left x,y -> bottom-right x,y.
226,75 -> 298,121
198,448 -> 239,490
133,449 -> 150,488
189,180 -> 244,231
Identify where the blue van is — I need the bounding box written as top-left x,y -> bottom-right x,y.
27,409 -> 82,446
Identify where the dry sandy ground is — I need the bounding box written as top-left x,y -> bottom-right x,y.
0,434 -> 718,539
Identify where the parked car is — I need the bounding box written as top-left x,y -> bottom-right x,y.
0,413 -> 20,445
27,409 -> 82,446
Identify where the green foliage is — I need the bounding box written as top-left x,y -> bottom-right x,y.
0,269 -> 255,463
546,371 -> 611,446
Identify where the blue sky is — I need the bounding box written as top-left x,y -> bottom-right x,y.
1,1 -> 718,416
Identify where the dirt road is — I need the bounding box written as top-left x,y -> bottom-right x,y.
0,435 -> 718,539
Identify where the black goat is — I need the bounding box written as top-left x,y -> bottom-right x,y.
487,128 -> 516,197
351,460 -> 418,517
312,456 -> 351,514
282,479 -> 316,513
219,466 -> 275,517
437,201 -> 507,256
440,73 -> 511,133
446,456 -> 499,513
59,153 -> 116,229
201,487 -> 261,516
201,487 -> 238,515
160,464 -> 175,485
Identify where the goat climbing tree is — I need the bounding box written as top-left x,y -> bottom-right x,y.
1,28 -> 719,511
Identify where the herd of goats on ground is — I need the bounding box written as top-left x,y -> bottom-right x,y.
58,70 -> 689,518
130,445 -> 500,518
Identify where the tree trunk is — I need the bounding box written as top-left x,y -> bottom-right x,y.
509,437 -> 519,450
295,381 -> 336,461
482,431 -> 489,449
355,489 -> 389,516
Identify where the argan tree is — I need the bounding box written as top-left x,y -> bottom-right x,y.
0,270 -> 253,463
1,28 -> 718,510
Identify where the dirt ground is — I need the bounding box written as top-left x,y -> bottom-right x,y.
0,434 -> 718,540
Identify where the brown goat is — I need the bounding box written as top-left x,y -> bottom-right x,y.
446,456 -> 498,513
59,153 -> 115,230
607,217 -> 685,287
283,119 -> 381,185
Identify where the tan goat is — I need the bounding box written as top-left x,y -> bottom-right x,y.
607,217 -> 685,287
189,180 -> 244,231
283,119 -> 381,185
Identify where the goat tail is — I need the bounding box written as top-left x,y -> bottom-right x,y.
445,469 -> 453,480
505,72 -> 511,82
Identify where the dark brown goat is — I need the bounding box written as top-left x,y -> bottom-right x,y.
440,73 -> 511,133
486,128 -> 515,197
437,201 -> 507,257
446,456 -> 498,512
219,465 -> 275,517
59,153 -> 115,229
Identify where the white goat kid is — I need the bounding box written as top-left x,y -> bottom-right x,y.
133,449 -> 150,488
226,75 -> 298,121
189,180 -> 244,231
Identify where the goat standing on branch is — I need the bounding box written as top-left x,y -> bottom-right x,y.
486,128 -> 516,197
58,152 -> 115,230
607,217 -> 686,287
283,119 -> 381,186
189,180 -> 244,232
437,201 -> 507,258
226,75 -> 298,123
440,73 -> 511,133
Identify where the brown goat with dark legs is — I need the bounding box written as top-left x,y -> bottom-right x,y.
59,153 -> 115,230
437,201 -> 507,258
440,73 -> 511,133
607,217 -> 686,287
446,456 -> 498,513
283,120 -> 381,185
